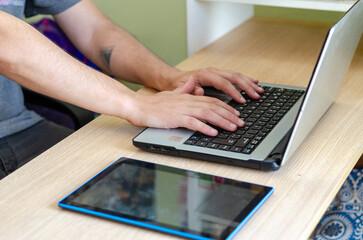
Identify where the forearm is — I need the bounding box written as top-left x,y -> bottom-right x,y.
53,0 -> 182,91
0,11 -> 136,120
84,23 -> 182,91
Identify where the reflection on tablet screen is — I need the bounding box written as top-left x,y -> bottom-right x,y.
59,158 -> 273,240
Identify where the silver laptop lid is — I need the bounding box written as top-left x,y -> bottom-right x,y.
281,0 -> 363,165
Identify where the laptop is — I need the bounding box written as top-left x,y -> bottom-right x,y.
133,0 -> 363,171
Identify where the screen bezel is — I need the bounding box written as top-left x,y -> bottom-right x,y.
59,157 -> 273,240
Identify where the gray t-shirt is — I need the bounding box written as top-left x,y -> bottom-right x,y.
0,0 -> 80,138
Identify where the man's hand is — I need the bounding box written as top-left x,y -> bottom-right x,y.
169,68 -> 264,103
127,77 -> 244,136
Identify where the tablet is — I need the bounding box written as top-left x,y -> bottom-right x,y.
59,157 -> 273,240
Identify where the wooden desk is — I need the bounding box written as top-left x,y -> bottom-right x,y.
0,18 -> 362,240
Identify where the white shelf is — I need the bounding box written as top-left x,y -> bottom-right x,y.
186,0 -> 355,56
200,0 -> 355,12
186,0 -> 254,56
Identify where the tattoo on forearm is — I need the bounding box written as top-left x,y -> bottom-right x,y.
100,46 -> 115,71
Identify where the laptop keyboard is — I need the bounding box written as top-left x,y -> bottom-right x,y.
183,86 -> 305,154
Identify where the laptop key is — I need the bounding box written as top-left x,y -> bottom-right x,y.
275,111 -> 284,117
247,130 -> 259,135
230,146 -> 243,152
235,105 -> 245,112
196,141 -> 208,147
257,106 -> 268,111
219,145 -> 231,151
246,144 -> 256,149
252,125 -> 263,131
272,116 -> 281,121
256,121 -> 266,126
236,129 -> 246,135
242,148 -> 252,154
207,143 -> 219,149
201,137 -> 213,142
245,122 -> 254,127
251,113 -> 262,118
264,87 -> 275,93
190,136 -> 200,140
275,88 -> 285,93
261,128 -> 271,133
254,110 -> 264,115
185,140 -> 196,145
235,138 -> 250,148
268,120 -> 277,125
254,136 -> 263,142
217,133 -> 229,139
242,109 -> 253,114
244,134 -> 254,139
212,138 -> 236,146
230,134 -> 242,139
262,113 -> 273,118
246,117 -> 257,122
260,117 -> 270,122
278,109 -> 287,114
258,132 -> 267,137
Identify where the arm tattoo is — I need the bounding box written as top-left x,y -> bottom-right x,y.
100,46 -> 115,71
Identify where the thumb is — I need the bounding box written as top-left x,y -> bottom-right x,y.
173,76 -> 196,94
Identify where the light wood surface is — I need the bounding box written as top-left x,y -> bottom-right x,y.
0,18 -> 362,240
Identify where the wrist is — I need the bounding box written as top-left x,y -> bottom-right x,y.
150,67 -> 185,91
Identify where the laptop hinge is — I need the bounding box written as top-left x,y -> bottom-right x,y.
261,129 -> 292,170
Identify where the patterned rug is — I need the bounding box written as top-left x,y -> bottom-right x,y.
312,169 -> 363,240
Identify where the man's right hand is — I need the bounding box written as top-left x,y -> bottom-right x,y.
126,77 -> 244,136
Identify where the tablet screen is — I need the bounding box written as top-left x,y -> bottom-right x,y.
59,158 -> 273,240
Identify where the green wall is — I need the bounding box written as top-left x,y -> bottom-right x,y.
92,0 -> 188,67
255,6 -> 343,23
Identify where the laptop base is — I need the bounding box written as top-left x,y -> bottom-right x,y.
133,138 -> 288,171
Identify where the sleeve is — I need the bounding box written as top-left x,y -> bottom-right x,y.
24,0 -> 81,18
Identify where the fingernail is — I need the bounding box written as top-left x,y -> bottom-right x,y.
238,118 -> 244,126
254,92 -> 260,97
210,129 -> 218,135
258,87 -> 264,91
230,123 -> 237,130
240,97 -> 246,103
234,110 -> 240,116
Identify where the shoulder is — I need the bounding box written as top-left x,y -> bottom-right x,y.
25,0 -> 81,17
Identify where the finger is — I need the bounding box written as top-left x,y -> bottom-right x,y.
180,108 -> 241,136
194,86 -> 204,96
195,69 -> 245,103
191,103 -> 244,130
250,78 -> 259,84
215,70 -> 261,99
173,76 -> 196,94
245,79 -> 264,94
180,116 -> 218,136
208,67 -> 258,85
177,98 -> 244,131
208,68 -> 264,97
192,95 -> 240,116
